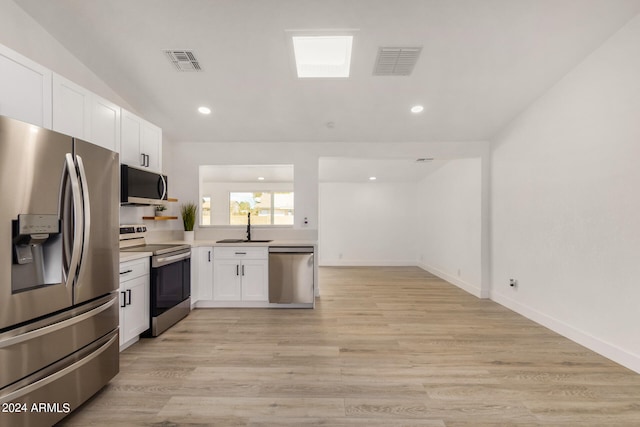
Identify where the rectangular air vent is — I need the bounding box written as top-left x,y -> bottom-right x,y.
164,50 -> 202,72
373,47 -> 422,76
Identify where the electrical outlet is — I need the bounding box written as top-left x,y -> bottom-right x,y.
509,278 -> 517,288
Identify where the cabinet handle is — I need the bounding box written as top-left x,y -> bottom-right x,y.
242,265 -> 245,276
119,269 -> 133,275
208,251 -> 211,262
235,252 -> 246,255
145,154 -> 150,167
126,289 -> 132,306
140,153 -> 145,167
120,291 -> 127,308
236,264 -> 239,276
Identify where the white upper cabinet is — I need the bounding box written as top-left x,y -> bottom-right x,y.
52,73 -> 121,152
121,109 -> 162,172
52,73 -> 91,139
91,95 -> 121,152
1,42 -> 157,158
0,44 -> 52,128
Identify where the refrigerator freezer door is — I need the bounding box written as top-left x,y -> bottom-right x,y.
73,139 -> 119,305
0,115 -> 74,330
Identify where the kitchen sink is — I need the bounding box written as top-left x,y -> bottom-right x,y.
216,239 -> 273,243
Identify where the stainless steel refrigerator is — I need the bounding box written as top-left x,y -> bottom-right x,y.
0,115 -> 119,426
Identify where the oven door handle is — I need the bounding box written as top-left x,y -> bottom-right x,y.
153,251 -> 191,268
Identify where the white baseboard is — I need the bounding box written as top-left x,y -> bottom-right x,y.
417,262 -> 484,298
491,290 -> 640,374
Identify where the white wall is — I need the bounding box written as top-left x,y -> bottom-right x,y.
417,159 -> 483,297
491,14 -> 640,373
167,142 -> 320,242
167,141 -> 487,242
319,182 -> 417,266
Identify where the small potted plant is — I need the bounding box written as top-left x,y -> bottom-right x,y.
180,202 -> 198,242
154,204 -> 167,217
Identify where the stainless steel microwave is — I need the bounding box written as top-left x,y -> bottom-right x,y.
120,164 -> 168,205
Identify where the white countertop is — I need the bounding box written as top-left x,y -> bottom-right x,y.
119,251 -> 153,263
167,239 -> 317,248
119,240 -> 316,263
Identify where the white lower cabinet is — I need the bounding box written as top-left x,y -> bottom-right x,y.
191,246 -> 213,304
212,247 -> 268,302
119,258 -> 150,351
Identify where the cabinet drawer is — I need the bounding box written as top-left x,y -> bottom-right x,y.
214,246 -> 268,260
119,258 -> 149,283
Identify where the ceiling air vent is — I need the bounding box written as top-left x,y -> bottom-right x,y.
164,50 -> 202,72
373,47 -> 422,76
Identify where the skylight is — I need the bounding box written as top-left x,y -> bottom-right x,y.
292,35 -> 353,78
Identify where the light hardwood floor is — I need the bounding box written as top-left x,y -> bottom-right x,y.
60,267 -> 640,426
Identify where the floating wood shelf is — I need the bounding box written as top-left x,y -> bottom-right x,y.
142,216 -> 178,220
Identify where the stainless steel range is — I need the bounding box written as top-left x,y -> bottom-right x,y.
119,225 -> 191,336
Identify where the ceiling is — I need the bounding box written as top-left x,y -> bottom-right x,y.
13,0 -> 640,144
320,157 -> 444,183
201,164 -> 294,183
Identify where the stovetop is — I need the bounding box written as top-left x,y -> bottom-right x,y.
120,243 -> 191,256
119,224 -> 190,256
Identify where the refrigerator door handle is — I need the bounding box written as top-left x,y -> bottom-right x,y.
76,155 -> 91,282
64,153 -> 83,288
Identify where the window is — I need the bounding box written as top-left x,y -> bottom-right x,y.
199,164 -> 294,226
201,197 -> 211,225
229,191 -> 294,225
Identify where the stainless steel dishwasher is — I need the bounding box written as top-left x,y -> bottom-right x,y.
268,246 -> 314,304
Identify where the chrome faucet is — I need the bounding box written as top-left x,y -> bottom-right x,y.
246,212 -> 251,241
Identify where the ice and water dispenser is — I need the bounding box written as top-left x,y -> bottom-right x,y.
11,214 -> 62,293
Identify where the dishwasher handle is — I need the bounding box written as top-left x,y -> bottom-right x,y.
268,246 -> 314,254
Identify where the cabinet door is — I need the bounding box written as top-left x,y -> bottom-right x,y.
141,122 -> 162,172
121,109 -> 143,167
213,259 -> 242,301
91,95 -> 121,152
198,247 -> 214,301
241,259 -> 268,301
52,73 -> 91,138
121,275 -> 150,344
119,300 -> 126,346
0,44 -> 52,128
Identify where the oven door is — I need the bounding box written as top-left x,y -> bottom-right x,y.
150,251 -> 190,316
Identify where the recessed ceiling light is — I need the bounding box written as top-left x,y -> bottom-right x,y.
292,35 -> 353,78
411,105 -> 424,114
198,106 -> 211,115
258,177 -> 265,181
369,176 -> 377,181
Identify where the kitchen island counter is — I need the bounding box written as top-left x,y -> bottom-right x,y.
157,239 -> 317,248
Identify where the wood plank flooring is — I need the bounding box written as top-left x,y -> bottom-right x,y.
59,266 -> 640,426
